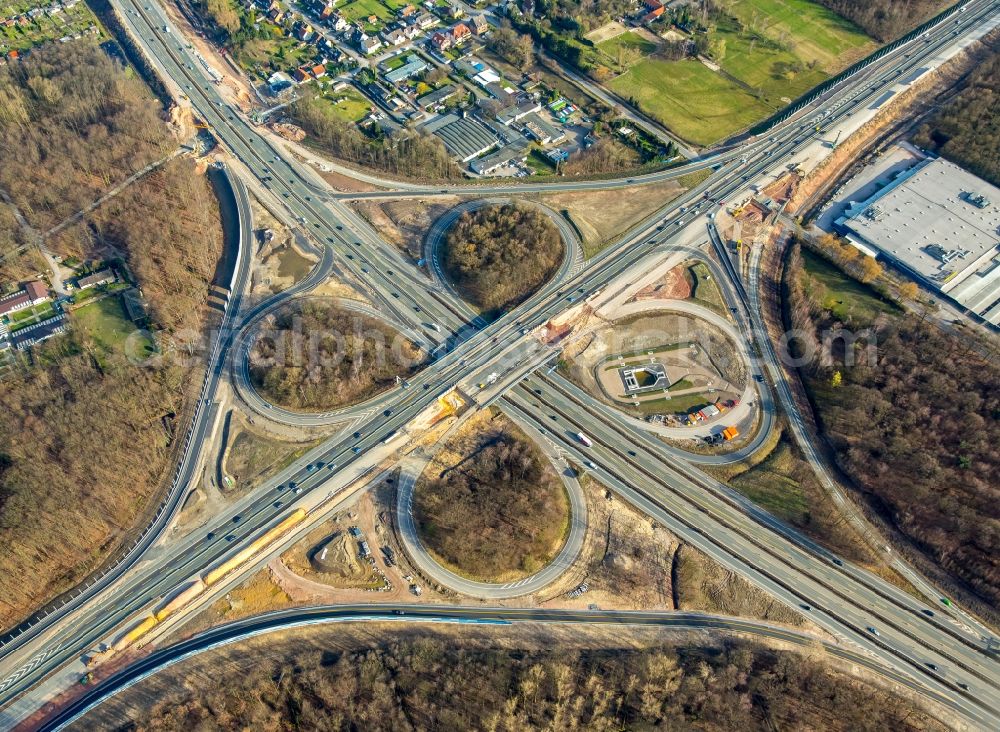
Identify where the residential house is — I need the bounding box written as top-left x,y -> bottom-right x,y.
412,12 -> 436,29
381,27 -> 407,45
641,6 -> 664,23
450,22 -> 471,44
396,4 -> 417,18
293,66 -> 310,82
430,31 -> 453,51
267,70 -> 294,94
0,281 -> 49,317
295,22 -> 315,41
640,0 -> 664,23
311,63 -> 327,78
360,35 -> 383,54
469,15 -> 488,35
76,268 -> 115,290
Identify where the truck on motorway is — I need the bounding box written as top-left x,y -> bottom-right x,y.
576,432 -> 593,447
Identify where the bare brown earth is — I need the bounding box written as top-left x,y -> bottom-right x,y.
534,171 -> 709,256
351,197 -> 460,259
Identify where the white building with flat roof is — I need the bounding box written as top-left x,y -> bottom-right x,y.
836,157 -> 1000,326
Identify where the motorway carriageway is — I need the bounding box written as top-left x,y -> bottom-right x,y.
3,0 -> 992,692
37,605 -> 982,732
503,373 -> 1000,727
2,0 -> 999,722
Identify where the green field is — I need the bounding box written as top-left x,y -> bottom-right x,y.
597,30 -> 657,62
72,295 -> 152,358
713,22 -> 829,104
6,303 -> 56,331
320,86 -> 373,122
337,0 -> 393,24
801,249 -> 899,324
609,58 -> 772,146
235,33 -> 315,76
597,0 -> 875,145
728,0 -> 875,72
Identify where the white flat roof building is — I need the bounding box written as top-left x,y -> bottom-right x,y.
836,157 -> 1000,325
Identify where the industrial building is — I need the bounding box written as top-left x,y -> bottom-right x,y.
429,114 -> 498,163
383,54 -> 427,84
836,157 -> 1000,325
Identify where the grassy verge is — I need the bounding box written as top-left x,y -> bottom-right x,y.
687,261 -> 728,315
801,249 -> 900,322
224,427 -> 321,495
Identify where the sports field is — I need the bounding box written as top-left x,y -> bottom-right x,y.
728,0 -> 875,71
609,58 -> 773,146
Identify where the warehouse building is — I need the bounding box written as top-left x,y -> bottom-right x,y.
431,114 -> 498,162
836,157 -> 1000,326
383,54 -> 427,84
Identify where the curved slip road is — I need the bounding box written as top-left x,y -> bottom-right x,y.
42,605 -> 970,732
395,412 -> 587,599
422,196 -> 585,327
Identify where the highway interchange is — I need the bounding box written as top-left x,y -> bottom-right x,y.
1,0 -> 1000,727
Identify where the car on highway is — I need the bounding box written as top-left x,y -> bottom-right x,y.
206,532 -> 215,540
226,534 -> 236,541
233,515 -> 241,523
866,626 -> 879,636
926,662 -> 938,671
306,464 -> 317,473
273,501 -> 282,508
